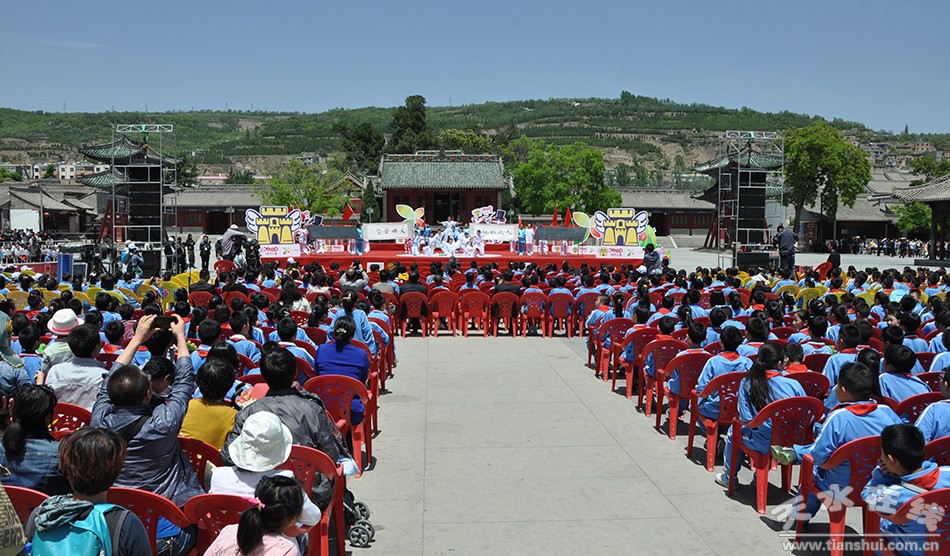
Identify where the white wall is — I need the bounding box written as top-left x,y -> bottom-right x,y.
10,209 -> 40,230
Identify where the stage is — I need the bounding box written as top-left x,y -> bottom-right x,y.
263,243 -> 644,275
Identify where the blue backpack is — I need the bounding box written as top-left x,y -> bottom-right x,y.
31,503 -> 126,556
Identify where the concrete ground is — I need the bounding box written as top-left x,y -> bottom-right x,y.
354,333 -> 866,555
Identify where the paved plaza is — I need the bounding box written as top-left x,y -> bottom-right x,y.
355,333 -> 867,555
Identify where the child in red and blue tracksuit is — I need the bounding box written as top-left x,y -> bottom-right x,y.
862,424 -> 950,556
695,326 -> 754,421
718,343 -> 805,487
771,362 -> 901,521
879,345 -> 930,405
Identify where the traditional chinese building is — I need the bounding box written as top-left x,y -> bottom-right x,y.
377,150 -> 511,224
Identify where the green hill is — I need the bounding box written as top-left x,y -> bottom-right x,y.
0,93 -> 943,170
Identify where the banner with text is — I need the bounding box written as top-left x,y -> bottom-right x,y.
363,222 -> 412,241
547,244 -> 644,258
260,243 -> 301,258
470,223 -> 519,242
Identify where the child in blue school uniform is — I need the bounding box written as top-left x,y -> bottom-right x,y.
771,362 -> 902,522
800,315 -> 835,356
879,345 -> 930,404
226,311 -> 261,365
913,368 -> 950,442
619,305 -> 653,366
716,343 -> 806,487
641,315 -> 677,381
736,317 -> 770,358
16,325 -> 43,381
881,325 -> 926,375
862,424 -> 950,556
190,319 -> 222,373
661,322 -> 708,400
695,326 -> 754,421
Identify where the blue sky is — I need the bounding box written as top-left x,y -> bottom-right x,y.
3,1 -> 947,133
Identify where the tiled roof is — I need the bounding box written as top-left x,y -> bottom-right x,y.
893,174 -> 950,203
694,151 -> 784,174
77,167 -> 124,189
802,196 -> 895,223
379,152 -> 507,191
80,135 -> 179,165
172,186 -> 260,208
866,170 -> 921,195
619,190 -> 715,211
6,190 -> 83,212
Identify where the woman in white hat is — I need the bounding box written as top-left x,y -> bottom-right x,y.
39,308 -> 83,373
209,411 -> 320,527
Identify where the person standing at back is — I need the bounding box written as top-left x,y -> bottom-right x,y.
773,225 -> 798,272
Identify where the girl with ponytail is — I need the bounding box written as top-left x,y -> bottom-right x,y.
0,384 -> 68,494
328,290 -> 377,356
611,291 -> 626,318
207,474 -> 304,555
315,315 -> 370,424
717,342 -> 806,487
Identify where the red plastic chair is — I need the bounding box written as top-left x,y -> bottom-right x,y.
785,371 -> 831,399
5,485 -> 48,525
573,292 -> 601,337
686,371 -> 745,472
458,291 -> 490,337
368,318 -> 394,380
703,341 -> 723,355
620,328 -> 658,399
640,339 -> 690,416
277,445 -> 346,556
294,356 -> 316,383
489,292 -> 521,337
188,291 -> 214,308
771,326 -> 797,340
293,339 -> 317,360
590,318 -> 634,378
398,292 -> 429,337
304,326 -> 328,346
916,351 -> 937,372
654,351 -> 713,438
221,290 -> 249,306
803,353 -> 832,374
183,494 -> 254,555
926,436 -> 950,466
107,487 -> 193,555
727,396 -> 826,514
864,488 -> 950,556
520,292 -> 547,337
547,292 -> 574,337
213,260 -> 236,274
794,436 -> 882,556
917,371 -> 943,392
429,291 -> 459,337
178,436 -> 224,491
236,354 -> 257,376
895,392 -> 943,423
52,402 -> 91,434
303,376 -> 371,477
259,290 -> 278,303
350,339 -> 380,436
290,310 -> 311,327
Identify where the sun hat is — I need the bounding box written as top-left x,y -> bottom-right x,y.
48,308 -> 83,336
127,243 -> 137,251
227,411 -> 293,472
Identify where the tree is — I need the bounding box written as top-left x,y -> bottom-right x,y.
892,202 -> 932,234
614,163 -> 632,187
908,156 -> 950,183
42,164 -> 55,179
257,160 -> 347,216
0,168 -> 23,182
360,179 -> 381,222
504,137 -> 620,215
436,128 -> 492,153
388,95 -> 434,154
784,120 -> 871,230
224,168 -> 255,184
175,156 -> 198,187
334,122 -> 384,174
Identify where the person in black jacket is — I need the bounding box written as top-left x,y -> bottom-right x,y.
773,225 -> 798,271
826,241 -> 841,271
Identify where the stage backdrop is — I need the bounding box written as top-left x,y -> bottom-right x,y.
363,222 -> 412,241
470,223 -> 518,242
245,206 -> 302,258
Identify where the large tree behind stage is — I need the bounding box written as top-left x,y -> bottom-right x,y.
784,120 -> 870,230
257,160 -> 347,216
503,136 -> 621,215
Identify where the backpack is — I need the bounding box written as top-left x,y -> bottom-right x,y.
32,503 -> 127,556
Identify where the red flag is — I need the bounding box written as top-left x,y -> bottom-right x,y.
551,204 -> 559,226
563,207 -> 572,227
342,203 -> 354,221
